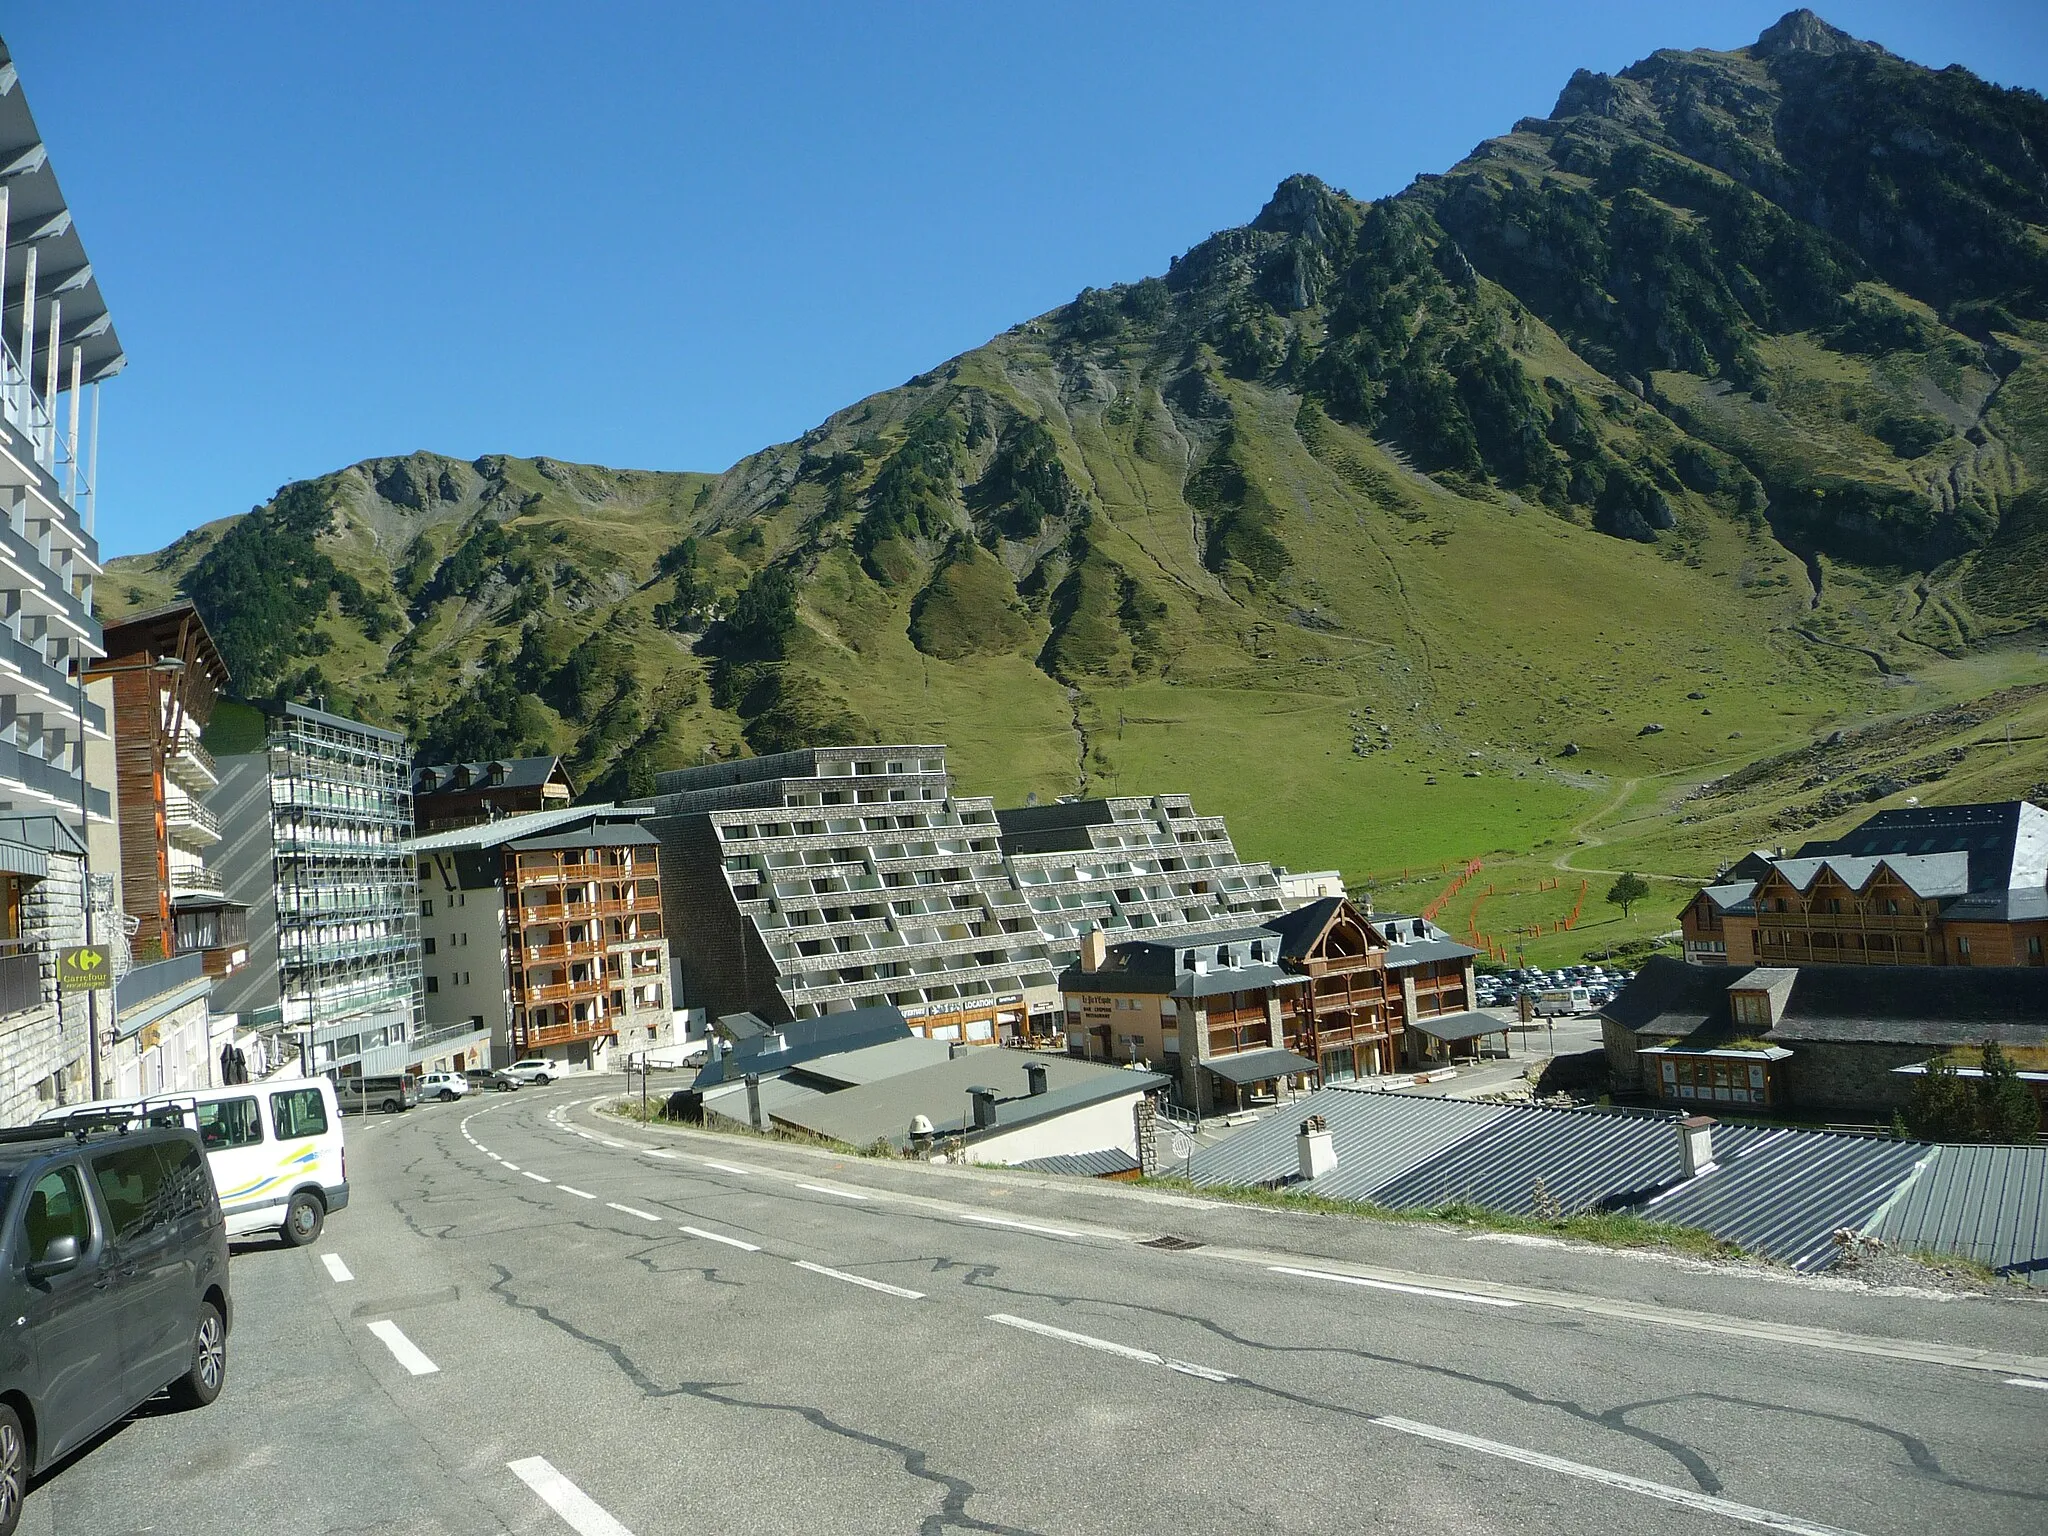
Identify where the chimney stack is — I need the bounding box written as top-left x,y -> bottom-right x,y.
968,1086 -> 998,1129
1025,1062 -> 1048,1097
1297,1113 -> 1335,1181
1080,928 -> 1107,973
1678,1115 -> 1715,1179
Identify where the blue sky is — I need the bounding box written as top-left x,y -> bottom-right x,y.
15,2 -> 2047,557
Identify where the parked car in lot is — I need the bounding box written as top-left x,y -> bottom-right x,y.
464,1068 -> 520,1093
416,1071 -> 469,1103
332,1074 -> 417,1115
0,1109 -> 231,1534
500,1058 -> 564,1087
39,1079 -> 346,1248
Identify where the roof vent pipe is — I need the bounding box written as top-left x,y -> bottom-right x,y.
968,1086 -> 998,1129
1025,1063 -> 1048,1097
1678,1115 -> 1715,1179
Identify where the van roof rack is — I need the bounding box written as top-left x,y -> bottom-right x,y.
0,1097 -> 197,1148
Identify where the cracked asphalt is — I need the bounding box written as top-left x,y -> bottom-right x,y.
19,1077 -> 2048,1535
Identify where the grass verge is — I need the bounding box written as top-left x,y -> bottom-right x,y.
1134,1176 -> 1745,1261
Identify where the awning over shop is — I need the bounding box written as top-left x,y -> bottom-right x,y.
1203,1047 -> 1320,1085
1405,1010 -> 1507,1043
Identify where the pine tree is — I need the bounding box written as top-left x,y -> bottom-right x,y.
1975,1039 -> 2042,1144
1904,1056 -> 1979,1142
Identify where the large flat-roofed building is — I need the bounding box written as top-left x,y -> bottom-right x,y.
1680,802 -> 2048,969
994,795 -> 1287,946
0,36 -> 129,1119
208,704 -> 422,1076
410,805 -> 670,1072
637,746 -> 1058,1042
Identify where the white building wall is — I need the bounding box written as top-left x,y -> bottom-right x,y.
964,1089 -> 1146,1167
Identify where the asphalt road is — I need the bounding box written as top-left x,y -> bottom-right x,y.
22,1076 -> 2048,1535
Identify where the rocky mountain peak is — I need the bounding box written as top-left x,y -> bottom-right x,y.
1752,9 -> 1877,60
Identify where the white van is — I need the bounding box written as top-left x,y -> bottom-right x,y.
39,1077 -> 347,1246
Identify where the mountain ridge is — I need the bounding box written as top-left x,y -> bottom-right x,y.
102,9 -> 2048,896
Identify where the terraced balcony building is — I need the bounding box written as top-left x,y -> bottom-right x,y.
209,704 -> 422,1076
638,747 -> 1060,1042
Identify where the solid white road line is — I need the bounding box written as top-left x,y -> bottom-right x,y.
792,1260 -> 925,1300
557,1185 -> 596,1200
606,1202 -> 661,1222
798,1182 -> 868,1201
1367,1415 -> 1864,1536
523,1171 -> 551,1184
986,1313 -> 1234,1382
1269,1264 -> 1523,1309
955,1212 -> 1081,1239
703,1160 -> 751,1175
681,1224 -> 761,1252
320,1252 -> 354,1283
2007,1377 -> 2048,1390
507,1456 -> 635,1536
366,1320 -> 439,1377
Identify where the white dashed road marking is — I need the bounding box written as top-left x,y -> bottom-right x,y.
956,1212 -> 1081,1239
606,1202 -> 661,1222
366,1319 -> 439,1376
320,1252 -> 353,1283
681,1224 -> 761,1252
501,1162 -> 521,1172
986,1313 -> 1233,1382
798,1183 -> 868,1201
702,1160 -> 750,1175
642,1149 -> 677,1159
792,1260 -> 924,1300
523,1171 -> 551,1184
2008,1377 -> 2048,1390
507,1456 -> 635,1536
1269,1264 -> 1522,1309
558,1185 -> 596,1200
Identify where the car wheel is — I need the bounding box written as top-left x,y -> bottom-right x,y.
0,1401 -> 24,1536
283,1190 -> 325,1247
533,1074 -> 551,1086
439,1089 -> 456,1102
381,1097 -> 400,1113
167,1300 -> 228,1410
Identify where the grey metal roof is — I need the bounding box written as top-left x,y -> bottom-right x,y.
508,823 -> 657,853
1180,1087 -> 1957,1272
693,1005 -> 911,1088
415,755 -> 568,795
407,803 -> 627,854
1873,1143 -> 2048,1285
1203,1048 -> 1318,1085
1186,1087 -> 1514,1203
1382,937 -> 1478,966
1010,1147 -> 1142,1178
787,1036 -> 953,1088
1643,1128 -> 1934,1271
1404,1009 -> 1508,1043
1700,880 -> 1757,913
769,1053 -> 1164,1150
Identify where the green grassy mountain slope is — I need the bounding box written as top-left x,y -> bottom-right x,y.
103,10 -> 2048,914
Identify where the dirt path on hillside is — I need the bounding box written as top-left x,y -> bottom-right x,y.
1551,776 -> 1640,874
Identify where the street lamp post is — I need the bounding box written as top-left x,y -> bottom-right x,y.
73,652 -> 185,1101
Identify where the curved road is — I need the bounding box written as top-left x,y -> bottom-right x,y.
22,1079 -> 2048,1534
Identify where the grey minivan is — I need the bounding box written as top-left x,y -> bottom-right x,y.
0,1114 -> 231,1535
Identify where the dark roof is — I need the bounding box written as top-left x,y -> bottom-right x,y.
1265,897 -> 1345,960
1011,1148 -> 1142,1177
769,1053 -> 1166,1150
508,823 -> 656,854
994,800 -> 1115,854
693,1005 -> 912,1089
94,602 -> 231,690
415,755 -> 570,796
1404,1009 -> 1509,1043
1794,800 -> 2048,921
1605,956 -> 2048,1049
1204,1048 -> 1318,1085
408,804 -> 640,854
1381,937 -> 1478,967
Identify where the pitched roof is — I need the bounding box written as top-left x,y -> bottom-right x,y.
1794,800 -> 2048,919
1264,897 -> 1346,959
1873,1143 -> 2048,1282
414,755 -> 570,795
1010,1148 -> 1142,1178
1403,1009 -> 1510,1043
406,803 -> 636,854
692,1005 -> 912,1088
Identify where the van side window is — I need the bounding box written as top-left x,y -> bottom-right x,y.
91,1145 -> 170,1244
156,1141 -> 213,1220
196,1097 -> 264,1150
22,1165 -> 92,1261
272,1088 -> 329,1140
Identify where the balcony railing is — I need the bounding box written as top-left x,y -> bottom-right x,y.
1757,911 -> 1932,932
167,737 -> 219,792
166,797 -> 222,846
169,864 -> 227,899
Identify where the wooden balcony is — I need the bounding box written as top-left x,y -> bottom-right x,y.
517,938 -> 607,964
518,978 -> 612,1006
1758,912 -> 1932,933
513,1017 -> 615,1050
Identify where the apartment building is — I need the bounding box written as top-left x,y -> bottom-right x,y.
0,38 -> 127,1121
412,754 -> 573,833
208,703 -> 422,1076
410,804 -> 670,1071
637,747 -> 1059,1042
1680,802 -> 2048,969
994,795 -> 1288,948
